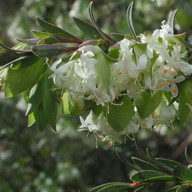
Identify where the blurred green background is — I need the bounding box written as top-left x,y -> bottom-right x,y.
0,0 -> 192,191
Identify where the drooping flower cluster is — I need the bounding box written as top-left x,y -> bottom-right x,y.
50,21 -> 192,144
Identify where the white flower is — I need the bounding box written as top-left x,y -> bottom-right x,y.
79,111 -> 100,132
138,54 -> 148,70
49,20 -> 191,140
154,102 -> 176,124
74,51 -> 97,79
166,75 -> 185,97
79,110 -> 139,143
50,45 -> 114,104
174,61 -> 192,76
51,59 -> 74,87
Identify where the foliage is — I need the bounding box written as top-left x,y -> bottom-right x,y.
91,149 -> 192,192
1,1 -> 192,143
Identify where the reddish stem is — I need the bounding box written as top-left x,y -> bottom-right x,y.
54,35 -> 83,44
64,47 -> 79,52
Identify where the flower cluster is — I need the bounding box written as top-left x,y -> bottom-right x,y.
79,101 -> 176,144
51,21 -> 192,144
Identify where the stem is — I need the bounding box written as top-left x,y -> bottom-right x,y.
54,35 -> 83,44
64,47 -> 79,52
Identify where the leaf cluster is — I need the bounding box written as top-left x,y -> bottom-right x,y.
91,148 -> 192,192
0,1 -> 192,133
0,1 -> 122,131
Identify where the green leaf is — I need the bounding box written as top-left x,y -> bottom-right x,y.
185,148 -> 192,164
167,185 -> 180,192
4,56 -> 45,98
17,38 -> 40,45
0,56 -> 28,71
155,158 -> 183,172
174,165 -> 192,181
131,170 -> 175,182
126,1 -> 137,40
27,112 -> 35,127
89,101 -> 103,116
32,30 -> 52,38
106,96 -> 134,131
26,77 -> 46,115
91,183 -> 114,192
33,104 -> 48,131
38,36 -> 59,45
37,17 -> 80,40
73,17 -> 103,39
133,42 -> 147,62
110,33 -> 125,41
54,35 -> 82,43
108,47 -> 120,59
133,184 -> 152,192
146,150 -> 177,174
178,79 -> 192,125
174,33 -> 186,45
132,157 -> 160,171
32,43 -> 66,57
95,52 -> 114,91
43,83 -> 58,131
0,50 -> 20,66
0,42 -> 30,53
62,92 -> 84,116
176,185 -> 189,192
136,91 -> 162,119
88,2 -> 115,43
91,182 -> 131,192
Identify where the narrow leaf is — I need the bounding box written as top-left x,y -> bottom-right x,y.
0,42 -> 31,53
131,170 -> 175,182
176,185 -> 189,192
167,185 -> 180,192
37,36 -> 59,45
185,148 -> 192,164
17,38 -> 40,45
32,43 -> 66,57
155,158 -> 183,171
134,184 -> 152,192
174,165 -> 192,181
132,157 -> 160,171
88,2 -> 115,43
32,30 -> 52,38
126,1 -> 137,40
37,17 -> 80,40
73,17 -> 103,39
146,149 -> 179,175
91,182 -> 131,192
110,33 -> 125,41
167,9 -> 178,29
0,56 -> 28,70
0,50 -> 20,66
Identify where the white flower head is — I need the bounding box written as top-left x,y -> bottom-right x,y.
79,111 -> 100,132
